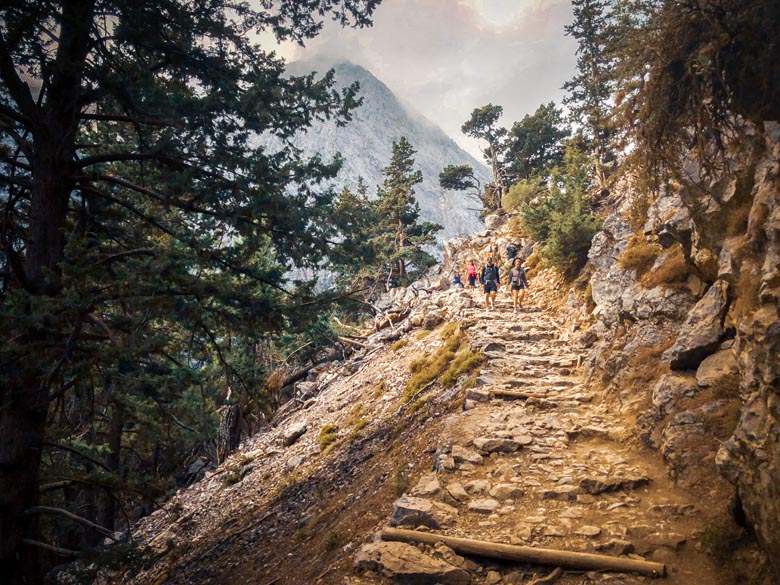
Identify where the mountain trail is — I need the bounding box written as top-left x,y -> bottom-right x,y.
352,290 -> 727,585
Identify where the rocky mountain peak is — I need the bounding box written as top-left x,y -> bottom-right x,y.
269,58 -> 489,243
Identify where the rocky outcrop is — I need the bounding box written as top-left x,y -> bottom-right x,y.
664,280 -> 730,369
577,121 -> 780,579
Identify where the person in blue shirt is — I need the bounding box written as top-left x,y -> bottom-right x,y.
452,269 -> 464,288
480,257 -> 500,309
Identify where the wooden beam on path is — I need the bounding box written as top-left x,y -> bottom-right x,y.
489,389 -> 548,400
381,528 -> 666,578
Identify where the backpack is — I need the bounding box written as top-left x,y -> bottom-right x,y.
511,267 -> 526,285
482,265 -> 499,283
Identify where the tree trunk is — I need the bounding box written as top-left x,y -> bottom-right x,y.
0,370 -> 49,585
0,1 -> 95,580
216,404 -> 243,464
96,406 -> 123,534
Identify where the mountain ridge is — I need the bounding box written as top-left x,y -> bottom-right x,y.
270,59 -> 489,243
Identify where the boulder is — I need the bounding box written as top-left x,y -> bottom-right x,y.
485,214 -> 505,230
451,445 -> 484,465
652,373 -> 700,415
664,280 -> 730,369
468,498 -> 500,514
422,310 -> 446,330
411,473 -> 442,497
294,381 -> 318,400
488,484 -> 524,500
696,348 -> 739,390
718,240 -> 739,281
646,191 -> 692,249
464,480 -> 491,495
282,421 -> 308,446
446,483 -> 470,502
355,541 -> 471,584
660,411 -> 707,475
390,496 -> 457,529
579,474 -> 650,495
473,437 -> 521,453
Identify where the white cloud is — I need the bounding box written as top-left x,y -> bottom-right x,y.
275,0 -> 577,160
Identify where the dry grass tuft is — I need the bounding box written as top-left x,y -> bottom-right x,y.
440,350 -> 485,388
391,339 -> 409,352
403,321 -> 480,402
618,236 -> 662,276
640,244 -> 689,288
318,424 -> 338,452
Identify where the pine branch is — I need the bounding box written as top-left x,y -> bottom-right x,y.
22,539 -> 80,558
25,506 -> 119,541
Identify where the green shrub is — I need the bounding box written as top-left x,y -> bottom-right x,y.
502,178 -> 544,210
540,206 -> 601,276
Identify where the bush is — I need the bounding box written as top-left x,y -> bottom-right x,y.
618,236 -> 662,275
502,178 -> 544,210
540,206 -> 601,275
519,179 -> 601,276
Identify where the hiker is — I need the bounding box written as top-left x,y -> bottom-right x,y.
452,269 -> 464,288
509,258 -> 529,312
506,241 -> 518,261
480,256 -> 500,309
465,260 -> 478,289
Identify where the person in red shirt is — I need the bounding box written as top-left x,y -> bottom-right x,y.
465,260 -> 478,290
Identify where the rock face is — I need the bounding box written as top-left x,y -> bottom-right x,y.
664,280 -> 730,370
576,121 -> 780,579
261,59 -> 488,244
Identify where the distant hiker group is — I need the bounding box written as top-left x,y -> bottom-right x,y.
453,242 -> 529,312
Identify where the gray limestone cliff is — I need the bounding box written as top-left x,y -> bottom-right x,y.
569,122 -> 780,578
260,60 -> 488,243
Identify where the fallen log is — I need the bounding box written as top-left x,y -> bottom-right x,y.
380,528 -> 666,578
338,335 -> 367,348
489,389 -> 548,400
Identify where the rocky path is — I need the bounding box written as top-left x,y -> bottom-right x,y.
355,291 -> 724,584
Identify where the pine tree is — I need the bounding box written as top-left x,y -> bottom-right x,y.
507,102 -> 571,180
563,0 -> 616,191
461,104 -> 509,209
374,138 -> 441,286
0,1 -> 379,581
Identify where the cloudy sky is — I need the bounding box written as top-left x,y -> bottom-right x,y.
275,0 -> 578,160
